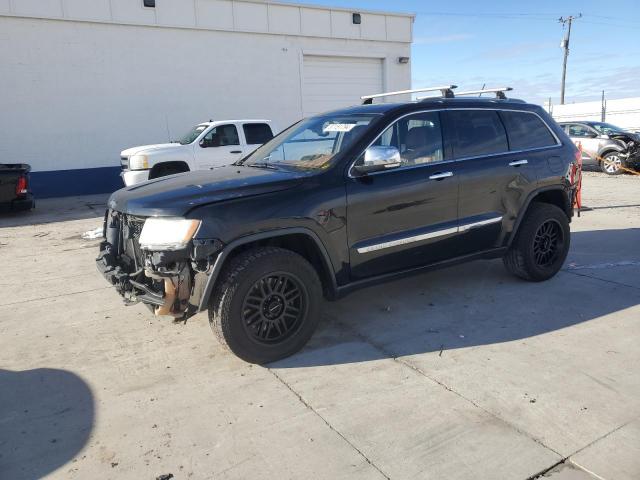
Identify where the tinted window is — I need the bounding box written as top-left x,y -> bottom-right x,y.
567,124 -> 594,138
243,123 -> 274,145
202,124 -> 239,146
449,110 -> 508,158
500,111 -> 557,149
362,111 -> 444,168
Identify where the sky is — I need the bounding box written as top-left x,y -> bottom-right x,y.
284,0 -> 640,106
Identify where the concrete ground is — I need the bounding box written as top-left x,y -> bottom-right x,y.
0,172 -> 639,480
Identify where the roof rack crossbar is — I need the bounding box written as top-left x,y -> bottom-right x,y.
361,85 -> 457,104
416,87 -> 513,101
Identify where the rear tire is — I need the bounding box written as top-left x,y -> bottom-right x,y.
600,152 -> 624,175
503,203 -> 570,282
209,247 -> 322,364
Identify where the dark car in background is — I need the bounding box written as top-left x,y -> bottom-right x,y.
559,121 -> 640,175
0,164 -> 34,212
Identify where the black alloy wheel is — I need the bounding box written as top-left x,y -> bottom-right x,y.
209,247 -> 322,364
532,219 -> 564,268
503,203 -> 570,282
241,273 -> 307,344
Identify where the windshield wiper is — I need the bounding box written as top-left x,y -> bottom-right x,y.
247,162 -> 279,170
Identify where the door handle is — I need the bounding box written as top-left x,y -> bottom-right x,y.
509,159 -> 528,167
428,171 -> 453,180
230,150 -> 242,154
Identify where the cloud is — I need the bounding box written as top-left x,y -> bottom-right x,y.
413,33 -> 474,45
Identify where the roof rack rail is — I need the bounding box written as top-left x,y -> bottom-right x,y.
361,85 -> 457,104
417,87 -> 513,101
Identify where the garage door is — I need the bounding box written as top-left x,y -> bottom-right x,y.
302,55 -> 383,117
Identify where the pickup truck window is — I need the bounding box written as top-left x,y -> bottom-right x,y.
243,114 -> 377,170
449,110 -> 508,158
243,123 -> 274,145
179,124 -> 208,145
202,124 -> 240,147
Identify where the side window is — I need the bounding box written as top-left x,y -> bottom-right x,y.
243,123 -> 274,145
365,111 -> 444,168
202,124 -> 240,147
449,110 -> 508,158
567,124 -> 592,138
500,111 -> 557,150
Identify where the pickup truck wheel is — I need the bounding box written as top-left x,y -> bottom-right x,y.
209,247 -> 322,364
148,163 -> 189,180
503,203 -> 570,282
600,152 -> 624,175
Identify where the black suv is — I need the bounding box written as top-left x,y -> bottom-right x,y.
97,90 -> 580,363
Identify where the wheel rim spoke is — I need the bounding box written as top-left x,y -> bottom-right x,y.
241,272 -> 306,345
532,219 -> 563,268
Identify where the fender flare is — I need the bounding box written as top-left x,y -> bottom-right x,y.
506,186 -> 571,248
197,227 -> 338,311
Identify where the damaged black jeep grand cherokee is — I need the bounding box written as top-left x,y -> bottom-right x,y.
98,89 -> 580,364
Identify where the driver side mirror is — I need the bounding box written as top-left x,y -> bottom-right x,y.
585,132 -> 598,138
353,146 -> 401,175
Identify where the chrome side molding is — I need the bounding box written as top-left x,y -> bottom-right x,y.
356,216 -> 503,254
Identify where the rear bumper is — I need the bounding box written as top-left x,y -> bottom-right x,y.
0,194 -> 34,212
121,169 -> 149,186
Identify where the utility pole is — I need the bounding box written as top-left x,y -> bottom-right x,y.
559,14 -> 581,105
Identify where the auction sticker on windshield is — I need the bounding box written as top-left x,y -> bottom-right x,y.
323,123 -> 356,132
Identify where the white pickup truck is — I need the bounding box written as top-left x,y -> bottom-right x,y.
120,119 -> 275,186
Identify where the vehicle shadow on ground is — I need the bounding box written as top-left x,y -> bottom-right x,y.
0,368 -> 94,480
274,228 -> 640,368
0,194 -> 109,228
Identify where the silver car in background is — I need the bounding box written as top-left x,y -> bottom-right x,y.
559,121 -> 640,175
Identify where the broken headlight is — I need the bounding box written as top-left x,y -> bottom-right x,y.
139,218 -> 201,251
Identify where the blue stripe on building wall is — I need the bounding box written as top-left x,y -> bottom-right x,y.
30,167 -> 122,198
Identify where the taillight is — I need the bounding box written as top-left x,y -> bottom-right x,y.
16,175 -> 28,197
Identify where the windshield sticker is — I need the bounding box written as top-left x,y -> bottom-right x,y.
323,123 -> 357,133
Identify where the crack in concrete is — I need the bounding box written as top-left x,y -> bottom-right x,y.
332,317 -> 564,462
525,421 -> 631,480
563,269 -> 640,291
267,368 -> 391,480
0,286 -> 113,307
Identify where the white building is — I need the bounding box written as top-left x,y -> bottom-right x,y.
0,0 -> 414,196
547,97 -> 640,132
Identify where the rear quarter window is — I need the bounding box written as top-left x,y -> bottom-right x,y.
500,111 -> 558,149
449,110 -> 508,158
243,123 -> 274,145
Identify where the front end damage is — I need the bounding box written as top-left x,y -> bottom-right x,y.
96,210 -> 221,319
611,133 -> 640,169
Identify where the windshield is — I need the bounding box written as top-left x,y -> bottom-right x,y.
179,124 -> 209,145
590,122 -> 625,135
242,114 -> 378,171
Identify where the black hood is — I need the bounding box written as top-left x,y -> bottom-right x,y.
108,166 -> 306,217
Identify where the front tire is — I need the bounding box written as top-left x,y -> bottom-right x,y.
209,247 -> 322,364
600,152 -> 624,175
503,203 -> 570,282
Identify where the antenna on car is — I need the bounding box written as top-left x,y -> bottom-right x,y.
417,87 -> 513,101
361,85 -> 457,104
